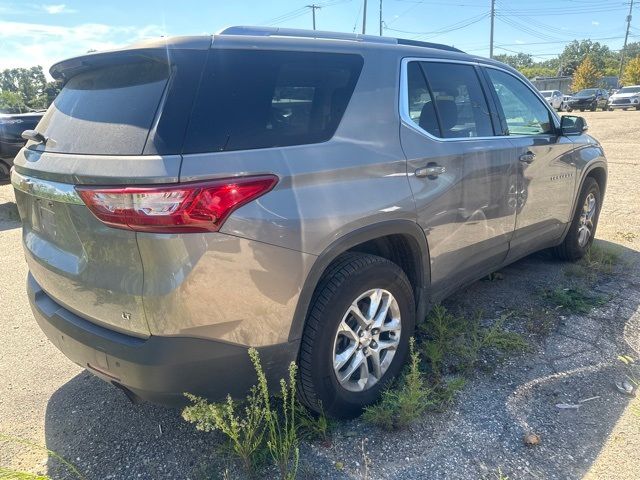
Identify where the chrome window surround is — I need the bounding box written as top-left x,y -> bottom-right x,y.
399,57 -> 561,143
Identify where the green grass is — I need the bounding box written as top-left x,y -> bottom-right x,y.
542,287 -> 606,314
419,306 -> 528,377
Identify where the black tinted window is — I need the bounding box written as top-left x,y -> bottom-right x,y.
183,50 -> 363,153
407,61 -> 493,139
37,61 -> 170,155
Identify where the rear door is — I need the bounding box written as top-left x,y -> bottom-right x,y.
12,46 -> 207,336
401,59 -> 518,294
482,67 -> 577,260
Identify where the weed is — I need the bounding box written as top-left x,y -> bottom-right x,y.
492,467 -> 510,480
580,242 -> 621,275
430,376 -> 466,411
183,349 -> 299,479
483,271 -> 504,282
0,467 -> 50,480
0,434 -> 84,480
296,402 -> 332,445
420,307 -> 528,377
359,438 -> 371,480
542,287 -> 605,314
616,231 -> 637,242
250,349 -> 299,480
363,338 -> 432,430
182,389 -> 266,474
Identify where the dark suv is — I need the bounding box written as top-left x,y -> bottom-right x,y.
566,88 -> 609,111
11,27 -> 607,418
0,111 -> 44,180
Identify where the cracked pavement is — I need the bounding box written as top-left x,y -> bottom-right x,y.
1,110 -> 639,479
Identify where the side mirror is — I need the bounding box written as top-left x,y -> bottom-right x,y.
561,115 -> 588,135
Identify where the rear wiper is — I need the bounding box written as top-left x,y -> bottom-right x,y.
21,129 -> 49,145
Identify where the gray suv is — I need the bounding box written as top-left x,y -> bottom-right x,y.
11,27 -> 607,418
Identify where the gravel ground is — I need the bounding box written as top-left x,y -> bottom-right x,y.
1,110 -> 639,479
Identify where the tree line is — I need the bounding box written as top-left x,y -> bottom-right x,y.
0,66 -> 61,114
494,39 -> 640,91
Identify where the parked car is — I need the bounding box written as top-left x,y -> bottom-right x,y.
11,27 -> 607,418
540,89 -> 563,110
561,94 -> 573,112
0,111 -> 44,180
607,85 -> 640,110
566,88 -> 609,111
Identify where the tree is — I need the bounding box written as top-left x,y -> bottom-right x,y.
622,56 -> 640,86
559,40 -> 616,76
494,52 -> 534,70
0,91 -> 26,113
0,66 -> 61,111
571,56 -> 602,91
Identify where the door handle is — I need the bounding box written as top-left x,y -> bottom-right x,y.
415,164 -> 446,179
519,152 -> 536,164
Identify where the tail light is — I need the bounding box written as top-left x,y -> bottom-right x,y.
76,175 -> 278,233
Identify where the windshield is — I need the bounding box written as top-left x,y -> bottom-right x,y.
576,89 -> 597,97
618,86 -> 640,94
540,91 -> 552,98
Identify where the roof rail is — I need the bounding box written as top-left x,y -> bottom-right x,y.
217,26 -> 463,53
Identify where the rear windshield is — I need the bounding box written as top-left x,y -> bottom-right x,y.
619,86 -> 640,94
183,49 -> 364,153
36,61 -> 170,155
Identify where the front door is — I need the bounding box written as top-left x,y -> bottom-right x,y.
400,60 -> 518,295
482,67 -> 577,260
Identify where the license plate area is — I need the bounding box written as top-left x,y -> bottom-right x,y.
33,199 -> 58,239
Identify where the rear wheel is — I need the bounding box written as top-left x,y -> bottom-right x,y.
553,177 -> 601,261
298,253 -> 415,418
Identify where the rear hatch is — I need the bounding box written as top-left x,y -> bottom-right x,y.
12,38 -> 209,337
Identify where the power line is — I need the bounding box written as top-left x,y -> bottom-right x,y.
490,0 -> 495,58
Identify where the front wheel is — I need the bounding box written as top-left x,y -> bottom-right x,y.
298,253 -> 415,418
553,177 -> 601,261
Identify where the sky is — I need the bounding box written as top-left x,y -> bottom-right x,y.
0,0 -> 638,77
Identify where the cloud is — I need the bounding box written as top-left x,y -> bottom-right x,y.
41,4 -> 74,14
0,21 -> 164,77
592,21 -> 600,26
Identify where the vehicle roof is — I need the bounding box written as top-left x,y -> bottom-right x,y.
50,26 -> 519,80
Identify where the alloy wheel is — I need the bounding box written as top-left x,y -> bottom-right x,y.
332,288 -> 401,392
577,192 -> 597,247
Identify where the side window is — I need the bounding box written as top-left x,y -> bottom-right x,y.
485,69 -> 554,136
183,50 -> 363,153
406,61 -> 493,139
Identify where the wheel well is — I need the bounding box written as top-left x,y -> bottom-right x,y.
586,167 -> 607,197
345,234 -> 423,302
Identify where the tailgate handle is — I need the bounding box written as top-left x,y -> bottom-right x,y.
21,129 -> 48,145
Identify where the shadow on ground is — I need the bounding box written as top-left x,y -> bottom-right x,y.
42,240 -> 640,479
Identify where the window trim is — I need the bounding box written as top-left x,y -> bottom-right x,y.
399,57 -> 561,142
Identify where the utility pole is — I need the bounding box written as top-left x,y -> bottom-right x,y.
379,0 -> 383,36
489,0 -> 495,58
362,0 -> 368,35
618,0 -> 634,84
307,4 -> 321,30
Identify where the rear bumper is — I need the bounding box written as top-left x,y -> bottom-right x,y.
28,273 -> 298,406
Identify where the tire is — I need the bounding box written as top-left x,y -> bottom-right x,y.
552,177 -> 601,261
298,252 -> 416,418
590,104 -> 596,112
580,109 -> 585,112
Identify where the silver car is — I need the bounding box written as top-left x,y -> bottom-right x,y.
11,27 -> 607,418
539,89 -> 563,110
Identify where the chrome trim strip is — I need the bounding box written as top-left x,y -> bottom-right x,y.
398,57 -> 561,143
10,170 -> 83,205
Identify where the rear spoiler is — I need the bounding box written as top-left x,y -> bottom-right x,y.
49,36 -> 211,81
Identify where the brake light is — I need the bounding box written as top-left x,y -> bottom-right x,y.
76,175 -> 278,233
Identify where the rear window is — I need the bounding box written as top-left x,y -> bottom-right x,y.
183,49 -> 364,153
36,61 -> 170,155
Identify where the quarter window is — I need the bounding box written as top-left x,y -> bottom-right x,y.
183,50 -> 363,153
486,68 -> 554,136
406,61 -> 494,139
